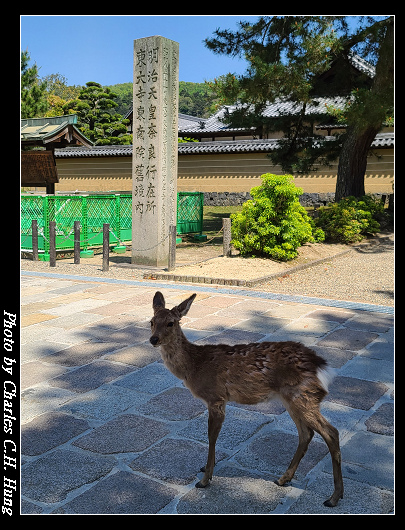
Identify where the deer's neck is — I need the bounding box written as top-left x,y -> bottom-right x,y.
160,330 -> 195,381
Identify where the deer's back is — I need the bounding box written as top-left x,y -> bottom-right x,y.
185,340 -> 327,406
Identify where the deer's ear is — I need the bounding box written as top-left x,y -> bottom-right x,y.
153,291 -> 166,314
175,293 -> 196,318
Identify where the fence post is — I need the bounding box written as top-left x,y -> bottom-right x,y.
168,225 -> 177,271
49,221 -> 56,267
32,219 -> 38,261
74,221 -> 81,264
112,194 -> 126,253
222,218 -> 232,257
103,223 -> 109,272
43,195 -> 50,261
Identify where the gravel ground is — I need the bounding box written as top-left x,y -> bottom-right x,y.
21,232 -> 394,307
257,234 -> 394,306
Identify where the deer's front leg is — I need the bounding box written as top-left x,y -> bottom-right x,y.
196,402 -> 225,488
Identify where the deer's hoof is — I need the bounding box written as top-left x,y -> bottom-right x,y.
274,479 -> 289,487
195,480 -> 210,488
323,494 -> 343,508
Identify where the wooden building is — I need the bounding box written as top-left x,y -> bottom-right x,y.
21,114 -> 92,193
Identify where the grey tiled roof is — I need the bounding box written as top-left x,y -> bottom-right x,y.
348,52 -> 376,78
55,145 -> 133,157
54,133 -> 393,159
371,132 -> 394,148
178,113 -> 207,131
178,139 -> 280,154
201,95 -> 349,134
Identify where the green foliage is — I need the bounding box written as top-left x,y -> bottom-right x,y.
63,82 -> 130,145
231,174 -> 324,261
315,195 -> 383,243
21,50 -> 48,118
179,81 -> 218,117
42,73 -> 81,101
103,82 -> 133,116
204,16 -> 394,188
105,81 -> 219,118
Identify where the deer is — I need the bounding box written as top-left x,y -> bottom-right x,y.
150,291 -> 344,508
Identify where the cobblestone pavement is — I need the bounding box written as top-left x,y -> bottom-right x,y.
21,273 -> 394,514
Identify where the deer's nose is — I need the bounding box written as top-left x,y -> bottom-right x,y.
150,336 -> 159,346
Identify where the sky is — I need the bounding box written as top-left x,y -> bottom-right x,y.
20,15 -> 261,86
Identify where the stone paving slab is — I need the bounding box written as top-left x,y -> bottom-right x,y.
176,465 -> 291,514
21,448 -> 116,504
285,472 -> 394,514
55,471 -> 178,515
323,431 -> 394,491
49,360 -> 134,393
138,387 -> 206,421
325,376 -> 388,410
21,412 -> 90,456
73,414 -> 170,453
129,438 -> 229,485
20,273 -> 394,514
59,385 -> 144,421
21,360 -> 69,390
316,328 -> 379,350
234,431 -> 329,481
365,403 -> 394,435
179,407 -> 273,451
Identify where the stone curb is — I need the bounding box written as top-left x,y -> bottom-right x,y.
148,249 -> 353,287
146,233 -> 392,288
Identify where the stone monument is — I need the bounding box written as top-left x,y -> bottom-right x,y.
132,35 -> 179,267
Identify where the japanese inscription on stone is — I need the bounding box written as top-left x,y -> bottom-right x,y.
132,36 -> 179,267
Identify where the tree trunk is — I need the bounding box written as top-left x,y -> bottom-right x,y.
335,17 -> 394,202
335,124 -> 380,201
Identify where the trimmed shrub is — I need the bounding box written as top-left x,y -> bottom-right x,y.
315,195 -> 383,243
231,174 -> 324,261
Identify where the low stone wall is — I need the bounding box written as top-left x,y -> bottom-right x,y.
299,192 -> 336,207
203,191 -> 336,207
203,192 -> 252,206
203,191 -> 393,208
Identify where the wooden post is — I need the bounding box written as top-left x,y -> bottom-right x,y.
32,219 -> 38,261
103,223 -> 109,272
74,221 -> 81,264
49,221 -> 56,267
222,218 -> 231,257
168,225 -> 177,271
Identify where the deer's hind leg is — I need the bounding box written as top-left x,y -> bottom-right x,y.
277,396 -> 343,507
308,411 -> 343,507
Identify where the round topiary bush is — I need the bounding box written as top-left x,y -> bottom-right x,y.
230,173 -> 324,261
314,195 -> 383,243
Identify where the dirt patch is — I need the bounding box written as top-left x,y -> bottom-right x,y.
153,241 -> 349,286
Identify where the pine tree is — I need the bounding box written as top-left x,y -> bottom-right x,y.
21,50 -> 48,118
63,82 -> 130,145
205,16 -> 394,200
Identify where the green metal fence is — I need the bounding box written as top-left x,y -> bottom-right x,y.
21,192 -> 203,260
176,192 -> 204,235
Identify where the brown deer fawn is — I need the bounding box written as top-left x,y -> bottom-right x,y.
150,291 -> 344,507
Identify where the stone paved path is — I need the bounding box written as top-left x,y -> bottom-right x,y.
21,272 -> 394,514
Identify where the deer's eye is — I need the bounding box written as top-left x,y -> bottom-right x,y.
150,320 -> 154,327
167,322 -> 174,327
